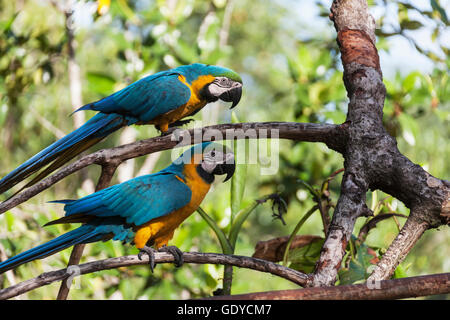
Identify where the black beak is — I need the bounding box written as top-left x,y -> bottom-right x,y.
219,82 -> 242,109
212,161 -> 236,182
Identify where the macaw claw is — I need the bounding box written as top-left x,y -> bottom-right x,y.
158,126 -> 182,137
157,119 -> 194,137
137,245 -> 184,272
169,118 -> 195,128
138,246 -> 157,272
159,245 -> 184,268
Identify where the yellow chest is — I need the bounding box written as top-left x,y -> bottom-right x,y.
133,163 -> 211,249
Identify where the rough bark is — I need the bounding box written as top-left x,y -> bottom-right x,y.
309,0 -> 449,287
0,122 -> 346,215
208,272 -> 450,300
1,0 -> 448,299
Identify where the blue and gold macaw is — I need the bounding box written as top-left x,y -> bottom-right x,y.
0,143 -> 235,273
0,63 -> 242,195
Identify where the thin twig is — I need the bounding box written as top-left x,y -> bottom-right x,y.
357,212 -> 408,244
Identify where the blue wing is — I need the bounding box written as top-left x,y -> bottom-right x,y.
78,72 -> 191,122
59,172 -> 192,226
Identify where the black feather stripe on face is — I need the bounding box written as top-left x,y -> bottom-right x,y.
199,84 -> 219,103
196,165 -> 215,184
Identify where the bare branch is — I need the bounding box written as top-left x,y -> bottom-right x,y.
368,215 -> 429,281
0,122 -> 346,215
0,252 -> 310,300
207,272 -> 450,300
56,162 -> 119,300
310,0 -> 449,287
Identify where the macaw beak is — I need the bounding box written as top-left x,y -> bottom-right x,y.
219,82 -> 242,109
212,152 -> 235,182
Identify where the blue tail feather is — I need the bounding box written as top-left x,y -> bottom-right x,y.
0,225 -> 98,273
47,200 -> 76,204
0,219 -> 135,273
0,113 -> 128,195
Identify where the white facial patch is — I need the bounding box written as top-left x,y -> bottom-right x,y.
201,149 -> 234,173
201,156 -> 217,173
207,77 -> 232,96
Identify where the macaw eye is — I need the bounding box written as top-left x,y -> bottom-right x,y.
211,150 -> 216,157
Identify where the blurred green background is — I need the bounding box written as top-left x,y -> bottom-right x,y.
0,0 -> 448,299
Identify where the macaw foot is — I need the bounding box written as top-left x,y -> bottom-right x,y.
158,126 -> 178,137
169,118 -> 195,128
158,245 -> 184,268
158,121 -> 192,139
138,246 -> 157,273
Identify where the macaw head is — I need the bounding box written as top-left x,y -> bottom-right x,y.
180,63 -> 243,109
172,142 -> 235,183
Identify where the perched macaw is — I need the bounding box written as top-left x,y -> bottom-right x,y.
0,63 -> 242,195
0,142 -> 235,273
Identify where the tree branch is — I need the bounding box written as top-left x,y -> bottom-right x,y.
207,272 -> 450,300
309,0 -> 450,287
367,214 -> 429,281
56,162 -> 119,300
0,252 -> 309,300
0,121 -> 346,215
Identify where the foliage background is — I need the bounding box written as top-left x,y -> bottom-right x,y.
0,0 -> 448,299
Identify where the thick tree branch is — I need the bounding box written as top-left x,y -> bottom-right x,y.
0,122 -> 346,215
208,273 -> 450,300
310,0 -> 449,287
2,0 -> 447,299
0,252 -> 309,300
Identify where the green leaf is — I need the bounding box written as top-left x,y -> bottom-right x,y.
431,0 -> 449,24
288,238 -> 324,273
339,261 -> 366,285
5,211 -> 15,232
86,72 -> 116,96
402,72 -> 420,92
0,12 -> 18,33
400,20 -> 423,30
339,242 -> 377,284
393,263 -> 409,279
355,243 -> 375,271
